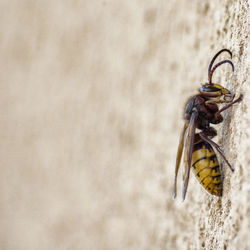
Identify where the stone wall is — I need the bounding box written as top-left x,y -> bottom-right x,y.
1,1 -> 249,249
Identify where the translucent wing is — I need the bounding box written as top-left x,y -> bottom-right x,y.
182,110 -> 198,201
172,122 -> 188,199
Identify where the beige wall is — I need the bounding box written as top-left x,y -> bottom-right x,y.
0,1 -> 249,249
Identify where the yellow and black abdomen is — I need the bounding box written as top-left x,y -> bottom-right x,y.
191,140 -> 223,196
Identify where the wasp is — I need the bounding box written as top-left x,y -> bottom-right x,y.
172,49 -> 243,201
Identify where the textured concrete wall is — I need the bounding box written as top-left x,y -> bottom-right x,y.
0,1 -> 249,249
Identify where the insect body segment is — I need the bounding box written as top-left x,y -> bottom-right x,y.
172,49 -> 243,201
191,137 -> 223,197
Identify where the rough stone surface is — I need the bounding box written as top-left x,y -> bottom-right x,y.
0,1 -> 249,249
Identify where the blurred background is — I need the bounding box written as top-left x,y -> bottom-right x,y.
0,1 -> 249,249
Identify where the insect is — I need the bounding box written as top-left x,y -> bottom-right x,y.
172,49 -> 243,201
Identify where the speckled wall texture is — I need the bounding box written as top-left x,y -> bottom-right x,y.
0,1 -> 249,250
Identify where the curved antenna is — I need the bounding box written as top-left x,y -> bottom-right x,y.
208,49 -> 232,79
208,60 -> 234,84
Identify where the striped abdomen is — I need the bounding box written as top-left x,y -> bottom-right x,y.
191,140 -> 223,196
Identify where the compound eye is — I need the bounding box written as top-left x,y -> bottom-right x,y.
200,84 -> 221,93
200,83 -> 224,97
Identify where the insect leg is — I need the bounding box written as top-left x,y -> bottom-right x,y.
199,131 -> 234,172
216,94 -> 243,116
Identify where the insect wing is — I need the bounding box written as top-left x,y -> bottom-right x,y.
172,122 -> 188,199
182,110 -> 198,201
